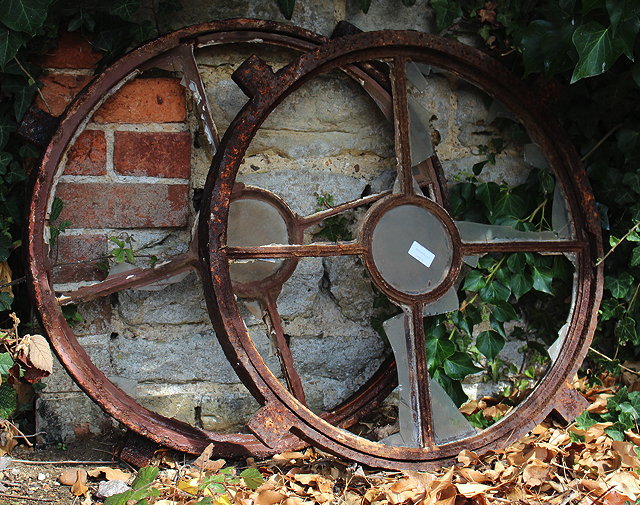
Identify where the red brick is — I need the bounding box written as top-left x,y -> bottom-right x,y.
36,73 -> 91,117
37,32 -> 103,69
64,130 -> 106,176
55,182 -> 189,228
92,78 -> 186,124
51,234 -> 107,284
114,131 -> 191,178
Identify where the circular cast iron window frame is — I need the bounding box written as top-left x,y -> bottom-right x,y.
201,30 -> 604,470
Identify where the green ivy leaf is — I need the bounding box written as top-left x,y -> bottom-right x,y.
0,27 -> 24,68
240,467 -> 264,490
571,21 -> 625,83
0,353 -> 14,376
532,266 -> 554,294
432,369 -> 467,407
479,281 -> 511,303
131,466 -> 158,490
462,270 -> 485,291
631,246 -> 640,266
277,0 -> 295,19
605,272 -> 634,298
520,19 -> 575,75
606,0 -> 640,39
443,352 -> 482,380
615,316 -> 638,345
476,330 -> 505,361
0,383 -> 16,419
402,0 -> 417,5
492,301 -> 518,322
574,410 -> 597,430
623,172 -> 640,194
425,336 -> 455,370
11,82 -> 36,121
110,0 -> 140,18
430,0 -> 462,32
510,272 -> 532,300
0,116 -> 15,151
494,191 -> 527,219
506,253 -> 526,273
0,293 -> 13,311
0,0 -> 54,36
476,182 -> 501,215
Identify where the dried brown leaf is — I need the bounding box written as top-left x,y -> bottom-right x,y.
71,469 -> 89,496
455,482 -> 493,498
0,262 -> 11,296
522,459 -> 550,487
87,466 -> 132,481
457,449 -> 479,466
0,420 -> 18,456
255,489 -> 287,505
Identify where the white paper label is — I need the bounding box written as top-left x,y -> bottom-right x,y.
407,241 -> 435,268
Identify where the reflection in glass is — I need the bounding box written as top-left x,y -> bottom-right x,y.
228,198 -> 287,284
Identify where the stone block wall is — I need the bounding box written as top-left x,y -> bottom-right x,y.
32,2 -> 541,443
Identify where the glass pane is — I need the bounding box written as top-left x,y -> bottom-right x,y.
371,204 -> 453,295
227,198 -> 288,284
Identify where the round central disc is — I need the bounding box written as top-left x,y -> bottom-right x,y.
371,204 -> 454,296
228,198 -> 288,284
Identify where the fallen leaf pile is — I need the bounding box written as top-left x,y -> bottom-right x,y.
56,373 -> 640,505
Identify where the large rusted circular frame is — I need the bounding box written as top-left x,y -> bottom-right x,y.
26,20 -> 408,457
202,31 -> 604,469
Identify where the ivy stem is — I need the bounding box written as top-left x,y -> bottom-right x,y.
588,346 -> 640,376
627,283 -> 640,314
580,124 -> 622,163
595,221 -> 640,266
524,199 -> 547,225
485,256 -> 506,284
14,57 -> 52,114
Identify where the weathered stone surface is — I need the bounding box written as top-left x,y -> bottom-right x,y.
44,335 -> 115,393
135,385 -> 198,425
343,0 -> 434,32
200,384 -> 261,432
117,273 -> 208,325
161,0 -> 336,35
109,325 -> 238,384
237,169 -> 371,216
36,393 -> 115,443
324,256 -> 376,323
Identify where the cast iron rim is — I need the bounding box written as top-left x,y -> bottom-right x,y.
26,19 -> 409,457
201,30 -> 604,469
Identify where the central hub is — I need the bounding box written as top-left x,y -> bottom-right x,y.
364,196 -> 459,301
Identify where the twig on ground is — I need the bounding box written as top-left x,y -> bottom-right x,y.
11,459 -> 114,465
0,493 -> 55,502
588,347 -> 640,376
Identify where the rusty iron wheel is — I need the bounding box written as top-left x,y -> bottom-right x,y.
26,20 -> 418,457
201,30 -> 604,469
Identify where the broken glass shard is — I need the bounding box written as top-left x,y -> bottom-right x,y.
408,96 -> 435,166
406,61 -> 428,92
524,143 -> 549,170
456,221 -> 557,242
552,184 -> 572,238
381,313 -> 476,447
423,286 -> 459,316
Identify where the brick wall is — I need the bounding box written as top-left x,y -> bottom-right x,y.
36,32 -> 199,440
39,35 -> 192,287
